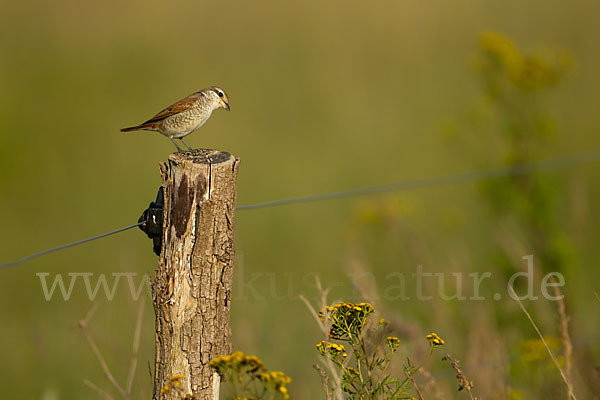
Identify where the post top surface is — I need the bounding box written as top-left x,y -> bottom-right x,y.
168,149 -> 235,165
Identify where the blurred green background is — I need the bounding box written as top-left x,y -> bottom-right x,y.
1,0 -> 599,398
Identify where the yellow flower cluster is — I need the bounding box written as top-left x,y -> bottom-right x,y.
326,301 -> 374,313
259,370 -> 292,385
160,374 -> 185,395
316,341 -> 347,358
426,333 -> 445,349
479,32 -> 521,74
319,302 -> 375,340
209,351 -> 266,375
318,302 -> 374,320
386,336 -> 400,350
520,336 -> 561,363
476,32 -> 573,95
259,371 -> 292,399
210,351 -> 291,399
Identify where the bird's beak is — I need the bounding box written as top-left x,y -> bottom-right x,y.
224,102 -> 230,111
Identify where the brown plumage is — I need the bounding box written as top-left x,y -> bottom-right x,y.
121,86 -> 230,151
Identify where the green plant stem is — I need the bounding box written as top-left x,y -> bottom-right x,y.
348,376 -> 367,399
360,335 -> 372,375
230,370 -> 242,398
379,351 -> 394,377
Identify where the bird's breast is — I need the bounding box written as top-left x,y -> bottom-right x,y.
161,105 -> 214,138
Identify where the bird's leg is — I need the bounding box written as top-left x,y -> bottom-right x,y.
169,137 -> 183,152
180,138 -> 194,151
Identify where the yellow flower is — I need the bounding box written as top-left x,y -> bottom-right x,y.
209,351 -> 266,375
520,336 -> 562,368
324,301 -> 375,340
279,386 -> 290,400
476,31 -> 573,98
258,371 -> 291,399
386,336 -> 400,350
316,341 -> 326,356
328,343 -> 345,352
479,32 -> 522,74
259,371 -> 292,385
317,341 -> 349,364
426,333 -> 445,349
317,310 -> 325,322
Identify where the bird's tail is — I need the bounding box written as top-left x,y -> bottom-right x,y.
121,123 -> 156,132
120,125 -> 144,132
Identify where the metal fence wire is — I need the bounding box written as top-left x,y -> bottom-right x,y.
2,148 -> 599,269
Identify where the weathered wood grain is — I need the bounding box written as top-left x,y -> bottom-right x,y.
152,149 -> 239,400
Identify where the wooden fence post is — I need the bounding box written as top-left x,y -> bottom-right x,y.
152,149 -> 240,400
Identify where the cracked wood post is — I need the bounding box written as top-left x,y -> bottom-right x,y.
153,149 -> 240,400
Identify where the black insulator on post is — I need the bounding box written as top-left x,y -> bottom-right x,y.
138,186 -> 164,256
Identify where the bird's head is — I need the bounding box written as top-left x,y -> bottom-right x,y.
207,86 -> 230,111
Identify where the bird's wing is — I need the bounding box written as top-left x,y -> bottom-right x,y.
142,92 -> 203,124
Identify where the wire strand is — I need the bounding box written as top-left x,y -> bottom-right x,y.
236,149 -> 600,210
1,149 -> 599,269
0,222 -> 143,270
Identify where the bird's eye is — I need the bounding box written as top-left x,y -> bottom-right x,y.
218,91 -> 223,97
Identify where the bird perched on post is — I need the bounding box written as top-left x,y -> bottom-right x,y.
121,86 -> 230,152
